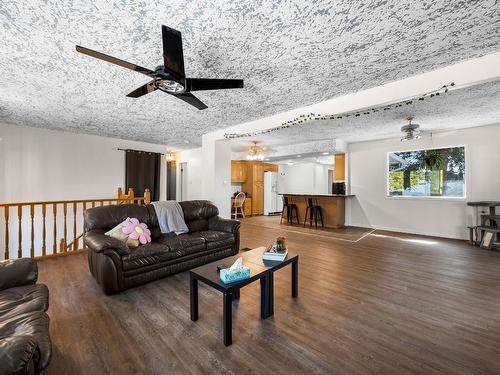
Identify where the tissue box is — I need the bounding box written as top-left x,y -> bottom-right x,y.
220,266 -> 251,284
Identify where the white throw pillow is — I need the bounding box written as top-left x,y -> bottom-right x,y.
105,220 -> 140,248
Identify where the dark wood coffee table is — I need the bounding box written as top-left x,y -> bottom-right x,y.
241,247 -> 299,317
189,247 -> 299,346
189,254 -> 270,346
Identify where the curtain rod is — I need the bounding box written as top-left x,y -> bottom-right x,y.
116,148 -> 166,156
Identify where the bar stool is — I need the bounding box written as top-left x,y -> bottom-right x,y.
304,197 -> 324,228
280,196 -> 299,225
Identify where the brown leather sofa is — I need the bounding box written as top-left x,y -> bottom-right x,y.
83,200 -> 240,294
0,258 -> 51,375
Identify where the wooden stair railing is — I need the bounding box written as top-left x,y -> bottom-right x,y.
0,188 -> 151,260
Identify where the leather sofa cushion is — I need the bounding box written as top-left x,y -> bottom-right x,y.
179,200 -> 219,221
122,233 -> 207,271
122,242 -> 174,271
198,230 -> 235,250
158,233 -> 206,255
0,284 -> 49,320
0,311 -> 52,372
84,204 -> 152,232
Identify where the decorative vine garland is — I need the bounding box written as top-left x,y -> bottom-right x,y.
224,83 -> 455,139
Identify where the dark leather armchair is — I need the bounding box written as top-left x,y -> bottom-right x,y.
84,200 -> 240,294
0,258 -> 51,375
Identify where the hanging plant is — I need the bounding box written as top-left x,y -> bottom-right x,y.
421,150 -> 447,170
224,82 -> 455,139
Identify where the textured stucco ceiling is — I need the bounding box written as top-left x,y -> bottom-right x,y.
0,0 -> 499,147
229,79 -> 500,151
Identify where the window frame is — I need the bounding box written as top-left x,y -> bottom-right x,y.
386,144 -> 467,200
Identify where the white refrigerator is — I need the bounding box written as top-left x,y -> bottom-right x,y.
264,171 -> 283,215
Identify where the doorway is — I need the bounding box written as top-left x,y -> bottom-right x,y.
179,162 -> 188,201
166,161 -> 176,201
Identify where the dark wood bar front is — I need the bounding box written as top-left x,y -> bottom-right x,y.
280,193 -> 354,228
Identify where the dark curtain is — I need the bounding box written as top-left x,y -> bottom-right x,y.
125,150 -> 161,201
166,161 -> 176,201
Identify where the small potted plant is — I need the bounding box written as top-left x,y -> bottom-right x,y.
276,236 -> 286,252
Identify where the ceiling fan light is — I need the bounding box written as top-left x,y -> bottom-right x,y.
156,79 -> 185,94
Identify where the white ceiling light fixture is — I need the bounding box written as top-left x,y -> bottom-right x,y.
400,117 -> 421,141
246,141 -> 267,161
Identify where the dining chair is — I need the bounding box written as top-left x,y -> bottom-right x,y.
232,192 -> 246,219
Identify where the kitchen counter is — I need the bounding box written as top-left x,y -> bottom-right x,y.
280,193 -> 355,228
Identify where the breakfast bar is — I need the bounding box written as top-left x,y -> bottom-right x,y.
280,193 -> 354,229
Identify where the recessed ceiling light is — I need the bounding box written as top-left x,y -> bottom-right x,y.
322,152 -> 329,155
296,155 -> 302,158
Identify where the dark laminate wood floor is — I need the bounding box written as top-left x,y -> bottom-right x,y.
38,216 -> 500,374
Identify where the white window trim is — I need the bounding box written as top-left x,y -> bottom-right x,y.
386,144 -> 467,200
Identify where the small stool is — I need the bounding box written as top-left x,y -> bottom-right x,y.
280,196 -> 299,225
304,197 -> 324,228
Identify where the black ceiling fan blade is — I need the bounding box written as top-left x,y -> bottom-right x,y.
174,93 -> 208,110
126,80 -> 157,98
185,78 -> 244,91
75,45 -> 155,77
162,26 -> 186,80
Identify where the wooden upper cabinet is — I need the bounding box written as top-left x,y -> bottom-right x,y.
231,161 -> 248,182
263,163 -> 278,172
334,154 -> 345,181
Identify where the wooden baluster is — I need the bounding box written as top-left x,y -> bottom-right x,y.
100,201 -> 104,207
41,204 -> 47,256
63,203 -> 67,252
17,205 -> 22,258
4,206 -> 9,260
92,201 -> 95,208
72,202 -> 77,251
144,188 -> 151,204
30,204 -> 35,258
53,204 -> 57,254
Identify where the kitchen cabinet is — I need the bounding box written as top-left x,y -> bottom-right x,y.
231,197 -> 252,217
236,160 -> 278,216
252,182 -> 264,215
231,160 -> 247,182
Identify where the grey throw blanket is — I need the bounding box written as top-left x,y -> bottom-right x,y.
151,201 -> 189,235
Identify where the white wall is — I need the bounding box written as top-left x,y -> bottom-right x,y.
278,163 -> 332,194
175,147 -> 204,201
0,123 -> 168,202
0,124 -> 168,258
347,123 -> 500,239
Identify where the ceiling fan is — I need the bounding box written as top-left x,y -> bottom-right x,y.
400,117 -> 421,141
75,25 -> 244,110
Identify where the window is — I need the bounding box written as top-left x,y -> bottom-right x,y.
387,146 -> 465,198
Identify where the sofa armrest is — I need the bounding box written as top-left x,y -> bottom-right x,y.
84,231 -> 129,256
209,216 -> 241,234
0,258 -> 38,291
0,335 -> 38,375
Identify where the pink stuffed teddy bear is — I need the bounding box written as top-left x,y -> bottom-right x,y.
122,218 -> 151,245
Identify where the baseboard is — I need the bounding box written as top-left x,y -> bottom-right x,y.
347,222 -> 468,241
